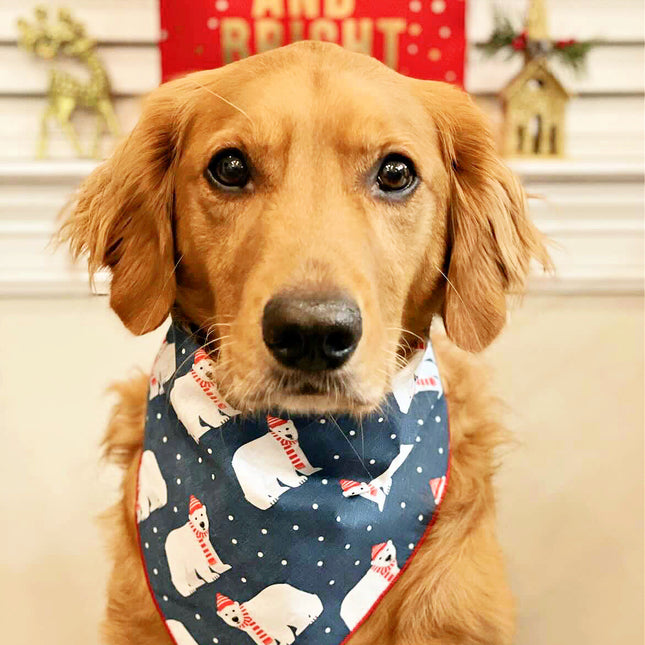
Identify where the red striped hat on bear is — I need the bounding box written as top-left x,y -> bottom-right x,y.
339,479 -> 361,493
193,348 -> 210,364
371,542 -> 387,561
266,415 -> 288,429
189,495 -> 204,515
216,593 -> 235,612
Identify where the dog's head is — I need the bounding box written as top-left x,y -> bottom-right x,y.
61,42 -> 549,415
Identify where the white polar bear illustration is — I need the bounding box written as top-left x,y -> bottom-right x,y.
149,339 -> 176,399
391,342 -> 442,413
166,619 -> 199,645
164,495 -> 231,597
340,540 -> 400,631
339,444 -> 414,512
136,450 -> 168,523
169,348 -> 240,442
216,584 -> 323,645
232,416 -> 322,510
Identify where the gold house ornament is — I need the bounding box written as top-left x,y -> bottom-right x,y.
483,0 -> 593,159
16,6 -> 120,158
501,0 -> 570,158
501,57 -> 570,157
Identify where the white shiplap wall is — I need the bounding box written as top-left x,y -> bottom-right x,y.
0,0 -> 643,293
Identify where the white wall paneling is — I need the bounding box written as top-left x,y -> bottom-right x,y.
467,43 -> 644,95
514,161 -> 645,293
0,45 -> 162,96
0,96 -> 144,160
0,161 -> 109,294
0,0 -> 160,43
2,42 -> 642,96
2,0 -> 642,44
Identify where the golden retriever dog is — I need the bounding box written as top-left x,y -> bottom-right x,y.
61,41 -> 549,645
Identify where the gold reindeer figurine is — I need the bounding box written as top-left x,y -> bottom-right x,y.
17,7 -> 120,158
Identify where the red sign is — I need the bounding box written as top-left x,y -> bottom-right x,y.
160,0 -> 466,85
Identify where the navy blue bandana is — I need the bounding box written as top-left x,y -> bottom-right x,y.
137,321 -> 449,645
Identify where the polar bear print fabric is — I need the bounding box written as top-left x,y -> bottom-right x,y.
137,321 -> 449,645
391,342 -> 443,413
149,339 -> 176,399
232,416 -> 322,510
340,541 -> 400,631
164,495 -> 231,597
339,444 -> 414,512
169,349 -> 240,442
216,584 -> 323,645
165,619 -> 199,645
136,450 -> 167,523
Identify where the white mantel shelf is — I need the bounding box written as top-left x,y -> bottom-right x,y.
0,159 -> 99,183
0,158 -> 643,296
509,159 -> 645,183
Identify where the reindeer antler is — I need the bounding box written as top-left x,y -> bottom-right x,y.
57,8 -> 87,39
16,6 -> 86,59
16,6 -> 48,54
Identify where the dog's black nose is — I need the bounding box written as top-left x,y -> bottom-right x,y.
262,291 -> 362,372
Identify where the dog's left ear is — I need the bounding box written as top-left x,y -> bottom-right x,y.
58,77 -> 195,335
419,82 -> 551,352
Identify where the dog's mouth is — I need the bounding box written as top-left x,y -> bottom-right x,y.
289,382 -> 324,396
220,365 -> 379,415
265,368 -> 375,413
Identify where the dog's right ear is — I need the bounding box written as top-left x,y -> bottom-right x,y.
59,78 -> 193,335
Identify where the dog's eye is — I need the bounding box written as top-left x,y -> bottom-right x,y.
206,148 -> 250,189
376,154 -> 416,192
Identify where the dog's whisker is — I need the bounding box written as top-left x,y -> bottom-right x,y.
329,414 -> 373,479
134,253 -> 183,337
386,326 -> 426,343
186,77 -> 254,125
433,265 -> 485,350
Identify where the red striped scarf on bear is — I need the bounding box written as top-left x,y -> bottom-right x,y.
371,560 -> 397,582
191,369 -> 229,412
189,521 -> 219,567
240,604 -> 274,645
269,431 -> 306,470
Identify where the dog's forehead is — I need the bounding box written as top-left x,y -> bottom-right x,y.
187,47 -> 431,153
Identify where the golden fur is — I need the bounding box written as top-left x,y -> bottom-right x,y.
60,41 -> 549,644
